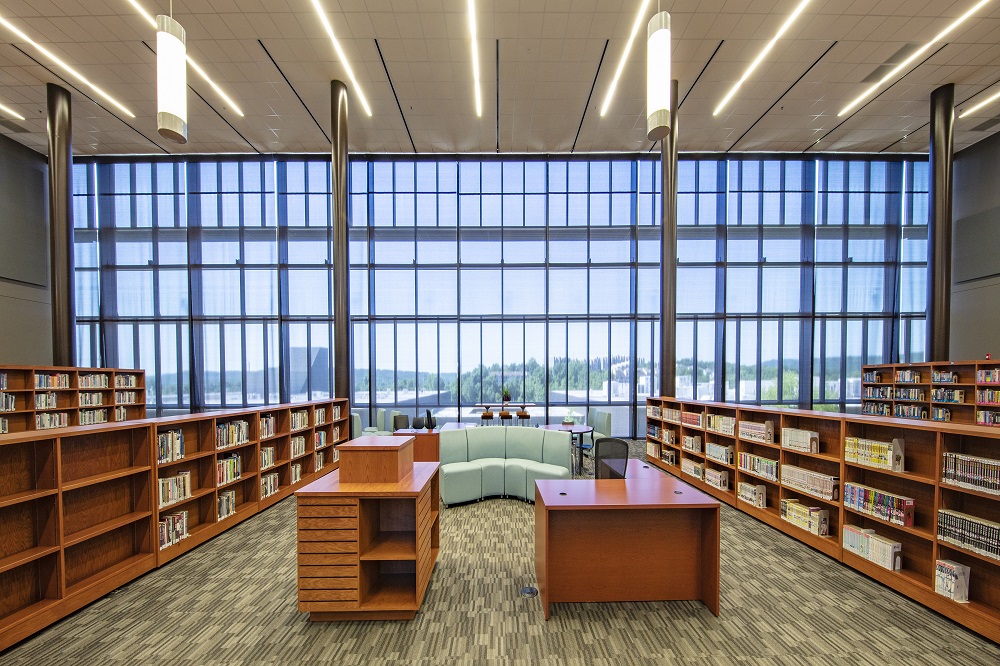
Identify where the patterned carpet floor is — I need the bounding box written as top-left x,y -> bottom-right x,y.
4,443 -> 1000,665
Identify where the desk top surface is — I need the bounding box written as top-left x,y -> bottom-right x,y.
536,464 -> 719,510
338,434 -> 413,451
297,461 -> 439,497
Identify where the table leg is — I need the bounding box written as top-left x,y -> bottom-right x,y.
576,433 -> 583,476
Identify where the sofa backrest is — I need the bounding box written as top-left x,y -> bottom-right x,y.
376,408 -> 386,431
439,428 -> 469,464
504,426 -> 544,463
467,426 -> 506,460
596,410 -> 612,437
350,412 -> 362,439
587,407 -> 598,428
542,430 -> 572,470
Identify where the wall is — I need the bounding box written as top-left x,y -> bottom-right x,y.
0,133 -> 51,364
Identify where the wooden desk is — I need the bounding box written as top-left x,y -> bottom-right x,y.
393,422 -> 475,462
534,465 -> 720,619
296,436 -> 440,621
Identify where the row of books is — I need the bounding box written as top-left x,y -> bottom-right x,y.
159,471 -> 192,508
977,369 -> 1000,384
315,430 -> 328,449
260,414 -> 277,439
35,373 -> 69,389
35,393 -> 58,409
781,427 -> 819,453
79,409 -> 108,425
893,404 -> 927,420
315,407 -> 327,424
843,524 -> 901,570
706,441 -> 734,465
261,471 -> 280,499
114,406 -> 129,421
158,510 -> 189,550
975,409 -> 1000,426
291,435 -> 307,458
862,402 -> 892,417
291,462 -> 302,484
218,489 -> 237,520
79,392 -> 103,406
647,424 -> 662,440
646,405 -> 661,419
704,467 -> 729,491
781,464 -> 839,501
704,413 -> 735,436
941,451 -> 1000,495
861,371 -> 882,383
738,420 -> 774,444
646,440 -> 659,459
862,386 -> 892,400
780,499 -> 829,536
116,390 -> 139,404
938,509 -> 1000,561
894,370 -> 921,384
844,436 -> 904,472
36,413 -> 68,429
681,458 -> 703,481
738,451 -> 779,482
935,560 -> 971,602
660,448 -> 676,465
932,388 -> 965,403
932,407 -> 952,422
291,410 -> 309,431
933,370 -> 959,384
680,411 -> 702,427
115,374 -> 140,388
894,388 -> 926,401
315,450 -> 326,471
738,482 -> 767,508
78,373 -> 109,388
0,392 -> 15,412
843,482 -> 914,527
976,389 -> 1000,405
158,429 -> 185,464
0,417 -> 7,434
261,445 -> 276,470
682,434 -> 702,454
217,454 -> 241,485
663,408 -> 682,423
0,372 -> 6,390
217,420 -> 250,448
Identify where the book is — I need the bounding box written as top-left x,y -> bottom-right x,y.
218,489 -> 236,520
843,482 -> 914,527
780,499 -> 829,536
738,482 -> 767,508
704,467 -> 729,491
681,458 -> 703,480
158,471 -> 192,508
291,410 -> 310,431
942,451 -> 1000,495
738,420 -> 774,444
738,451 -> 779,482
260,414 -> 277,438
934,560 -> 971,602
157,429 -> 185,464
781,427 -> 819,453
261,471 -> 280,499
781,464 -> 839,500
844,436 -> 904,472
216,420 -> 249,448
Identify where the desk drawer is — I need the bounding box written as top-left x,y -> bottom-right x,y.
297,517 -> 358,530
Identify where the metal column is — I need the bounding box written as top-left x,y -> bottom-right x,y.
331,81 -> 351,399
659,80 -> 679,397
927,83 -> 954,362
46,83 -> 76,367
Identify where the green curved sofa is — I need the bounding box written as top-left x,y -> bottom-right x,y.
439,426 -> 572,505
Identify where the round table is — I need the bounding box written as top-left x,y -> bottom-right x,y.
539,424 -> 594,476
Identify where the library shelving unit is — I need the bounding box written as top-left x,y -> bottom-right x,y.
0,397 -> 349,651
0,365 -> 146,435
645,397 -> 1000,644
296,435 -> 440,621
861,360 -> 983,425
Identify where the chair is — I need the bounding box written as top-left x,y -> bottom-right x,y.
582,409 -> 611,457
480,409 -> 494,424
387,410 -> 402,433
516,408 -> 530,425
498,409 -> 513,425
594,438 -> 629,479
393,413 -> 409,431
412,416 -> 425,429
350,412 -> 362,439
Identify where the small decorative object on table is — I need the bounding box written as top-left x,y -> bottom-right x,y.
501,385 -> 512,404
561,409 -> 578,426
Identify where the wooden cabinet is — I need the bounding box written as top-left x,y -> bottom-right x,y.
0,397 -> 350,651
297,436 -> 440,621
0,365 -> 146,434
646,397 -> 1000,644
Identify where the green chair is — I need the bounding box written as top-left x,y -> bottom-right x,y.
350,412 -> 362,439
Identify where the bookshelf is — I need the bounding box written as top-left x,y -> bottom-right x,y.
0,366 -> 146,434
861,361 -> 986,425
0,397 -> 350,651
646,397 -> 1000,644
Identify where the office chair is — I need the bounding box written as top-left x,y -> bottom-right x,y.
594,437 -> 629,479
412,416 -> 425,429
393,414 -> 409,431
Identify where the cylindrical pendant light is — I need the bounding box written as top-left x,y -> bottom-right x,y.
646,11 -> 671,141
157,14 -> 187,143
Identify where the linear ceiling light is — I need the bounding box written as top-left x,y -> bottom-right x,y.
839,0 -> 993,117
126,0 -> 244,117
310,0 -> 373,116
600,0 -> 651,116
0,101 -> 25,121
0,14 -> 135,117
468,0 -> 482,117
713,0 -> 811,116
960,84 -> 1000,118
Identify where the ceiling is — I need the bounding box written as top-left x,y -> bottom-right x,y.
1,0 -> 1000,157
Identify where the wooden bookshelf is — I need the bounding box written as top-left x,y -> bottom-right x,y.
646,397 -> 1000,645
861,360 -> 987,425
0,397 -> 350,651
0,365 -> 146,435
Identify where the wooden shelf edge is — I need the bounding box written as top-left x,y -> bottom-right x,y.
157,449 -> 216,467
158,486 -> 215,510
0,545 -> 60,575
842,506 -> 934,542
61,465 -> 151,492
157,522 -> 219,566
64,511 -> 152,548
360,532 -> 418,561
217,471 -> 258,491
0,487 -> 58,509
63,553 -> 155,599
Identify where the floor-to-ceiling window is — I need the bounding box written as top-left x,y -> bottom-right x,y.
73,154 -> 929,435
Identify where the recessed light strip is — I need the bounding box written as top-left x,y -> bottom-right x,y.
839,0 -> 993,117
959,84 -> 1000,118
126,0 -> 244,117
0,14 -> 135,118
0,102 -> 26,121
468,0 -> 482,117
600,0 -> 651,117
310,0 -> 373,117
713,0 -> 811,116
